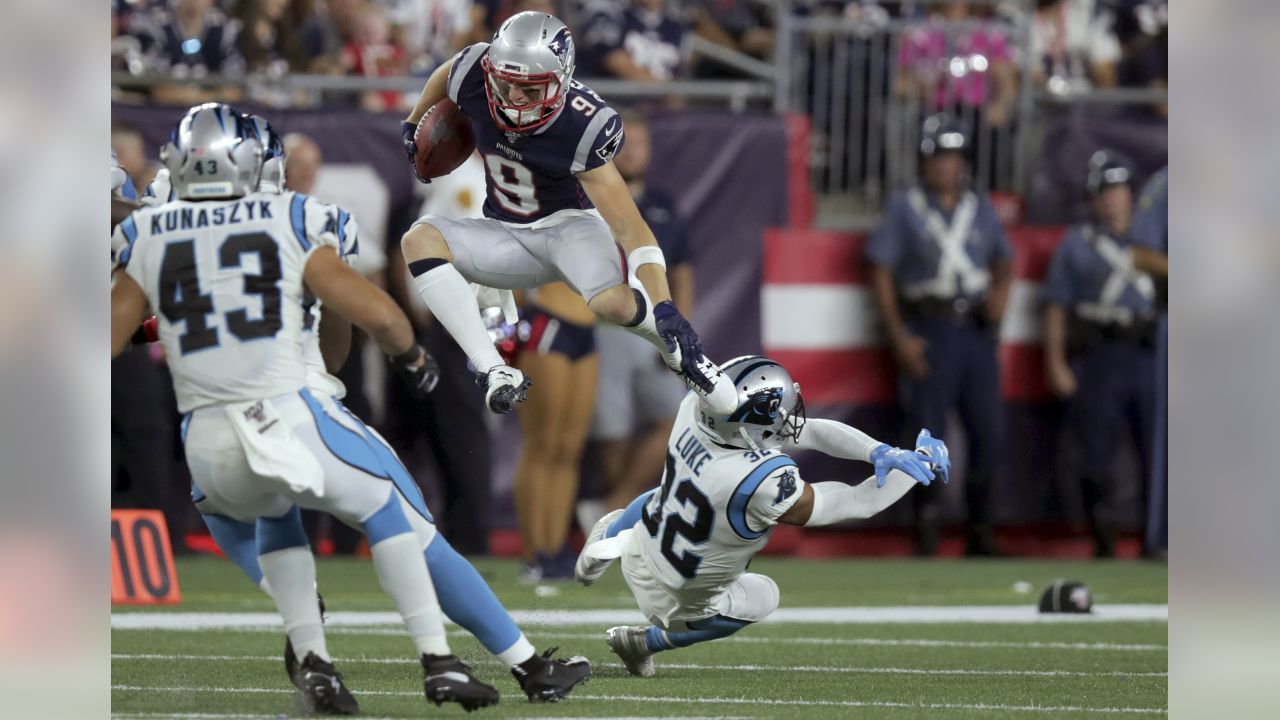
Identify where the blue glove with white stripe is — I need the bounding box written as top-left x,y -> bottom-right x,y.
869,443 -> 936,488
914,428 -> 951,485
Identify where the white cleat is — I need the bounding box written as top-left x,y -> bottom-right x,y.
606,626 -> 656,677
478,365 -> 531,414
688,355 -> 739,415
575,509 -> 623,586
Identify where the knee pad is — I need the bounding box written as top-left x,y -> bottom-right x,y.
725,573 -> 779,623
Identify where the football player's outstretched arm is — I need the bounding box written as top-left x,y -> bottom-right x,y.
778,470 -> 922,527
578,162 -> 672,304
304,247 -> 440,397
111,272 -> 148,358
783,418 -> 882,463
304,247 -> 415,356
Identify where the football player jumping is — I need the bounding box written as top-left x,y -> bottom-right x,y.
574,355 -> 949,676
399,10 -> 737,415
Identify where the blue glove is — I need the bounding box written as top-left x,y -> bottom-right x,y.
401,120 -> 430,184
914,428 -> 951,485
869,443 -> 935,488
652,300 -> 713,394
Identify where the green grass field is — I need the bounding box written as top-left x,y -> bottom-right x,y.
112,556 -> 1167,719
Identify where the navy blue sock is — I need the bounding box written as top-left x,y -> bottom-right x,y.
644,615 -> 751,652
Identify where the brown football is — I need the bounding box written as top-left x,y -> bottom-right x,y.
413,99 -> 476,181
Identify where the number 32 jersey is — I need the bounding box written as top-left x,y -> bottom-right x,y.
113,192 -> 354,413
448,42 -> 625,223
634,393 -> 809,599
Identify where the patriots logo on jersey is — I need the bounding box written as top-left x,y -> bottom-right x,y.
727,387 -> 783,426
595,120 -> 624,162
773,469 -> 798,505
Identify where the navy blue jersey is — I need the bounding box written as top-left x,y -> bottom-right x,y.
577,0 -> 687,80
448,42 -> 626,224
636,188 -> 692,266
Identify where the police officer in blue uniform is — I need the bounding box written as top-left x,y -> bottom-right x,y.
1043,151 -> 1157,558
1131,166 -> 1167,558
867,115 -> 1012,556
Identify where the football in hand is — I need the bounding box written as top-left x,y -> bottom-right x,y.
413,99 -> 476,181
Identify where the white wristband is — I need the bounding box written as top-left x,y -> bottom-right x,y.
627,245 -> 667,274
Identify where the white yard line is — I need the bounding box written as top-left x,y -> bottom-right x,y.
111,604 -> 1168,631
110,652 -> 1167,678
110,685 -> 1167,715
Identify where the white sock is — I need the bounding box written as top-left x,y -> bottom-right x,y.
411,263 -> 504,373
621,282 -> 682,370
371,532 -> 452,657
497,634 -> 537,667
259,546 -> 329,662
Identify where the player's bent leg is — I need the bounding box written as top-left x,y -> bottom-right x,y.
588,282 -> 736,414
199,511 -> 267,592
576,487 -> 656,585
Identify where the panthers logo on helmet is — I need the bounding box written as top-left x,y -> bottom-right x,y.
727,387 -> 784,426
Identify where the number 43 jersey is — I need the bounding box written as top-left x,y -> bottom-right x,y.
634,393 -> 809,599
448,42 -> 625,223
113,192 -> 356,413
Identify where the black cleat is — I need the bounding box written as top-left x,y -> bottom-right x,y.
293,652 -> 359,716
513,647 -> 591,703
284,593 -> 327,688
476,366 -> 532,414
422,653 -> 501,712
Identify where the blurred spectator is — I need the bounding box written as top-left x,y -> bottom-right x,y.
866,114 -> 1012,557
110,123 -> 158,194
686,0 -> 775,79
381,0 -> 477,69
1100,0 -> 1167,115
472,0 -> 554,39
1028,0 -> 1120,92
1042,151 -> 1156,557
342,0 -> 410,111
589,111 -> 694,518
576,0 -> 688,81
128,0 -> 246,104
897,2 -> 1017,130
1131,165 -> 1167,557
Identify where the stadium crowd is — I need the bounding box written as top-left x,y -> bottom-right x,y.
110,0 -> 1167,572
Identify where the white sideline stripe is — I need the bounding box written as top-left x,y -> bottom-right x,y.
321,628 -> 1167,652
760,280 -> 1046,349
110,604 -> 1168,630
110,685 -> 1167,715
111,715 -> 744,720
110,653 -> 1167,678
762,285 -> 883,349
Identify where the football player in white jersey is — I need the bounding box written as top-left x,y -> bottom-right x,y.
574,355 -> 949,676
178,112 -> 592,704
110,103 -> 501,714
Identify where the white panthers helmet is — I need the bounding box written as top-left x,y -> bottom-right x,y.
160,103 -> 262,200
243,113 -> 286,193
696,355 -> 806,450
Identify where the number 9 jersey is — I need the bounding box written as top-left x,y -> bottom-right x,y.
112,191 -> 356,413
625,392 -> 808,626
448,42 -> 625,223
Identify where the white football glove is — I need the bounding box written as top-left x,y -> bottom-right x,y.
471,283 -> 519,325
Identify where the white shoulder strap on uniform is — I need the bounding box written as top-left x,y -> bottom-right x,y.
1076,225 -> 1155,325
902,189 -> 990,300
